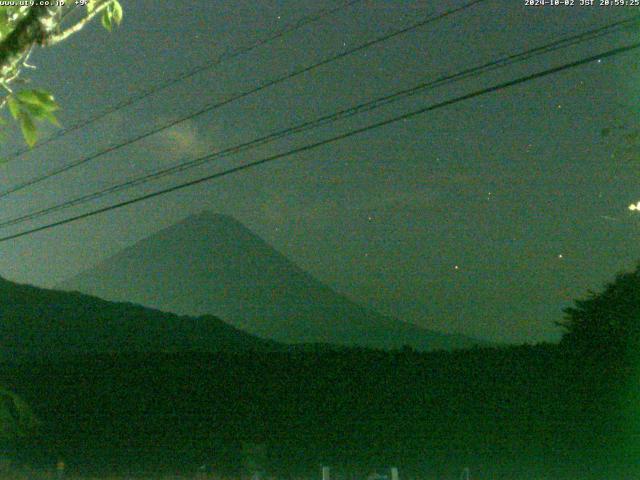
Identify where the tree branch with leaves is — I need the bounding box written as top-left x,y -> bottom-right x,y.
0,0 -> 123,147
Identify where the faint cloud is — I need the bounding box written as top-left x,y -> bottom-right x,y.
156,120 -> 214,158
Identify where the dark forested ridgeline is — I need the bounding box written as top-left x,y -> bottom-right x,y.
0,275 -> 281,358
0,342 -> 634,479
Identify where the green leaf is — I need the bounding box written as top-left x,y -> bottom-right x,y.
18,113 -> 37,147
22,102 -> 52,121
16,89 -> 58,111
42,110 -> 60,127
101,1 -> 123,32
21,102 -> 44,118
5,89 -> 62,147
6,96 -> 20,120
16,90 -> 42,105
111,0 -> 123,26
101,8 -> 112,32
0,7 -> 28,40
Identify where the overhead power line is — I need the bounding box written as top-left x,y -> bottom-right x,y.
3,0 -> 364,160
0,15 -> 636,229
0,0 -> 486,200
0,40 -> 637,243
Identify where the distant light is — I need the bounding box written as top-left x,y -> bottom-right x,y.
629,202 -> 640,211
454,265 -> 459,270
558,254 -> 563,259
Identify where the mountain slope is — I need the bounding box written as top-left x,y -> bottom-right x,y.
59,212 -> 482,351
0,276 -> 277,359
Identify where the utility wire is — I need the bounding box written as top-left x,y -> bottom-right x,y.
0,40 -> 636,243
0,0 -> 486,200
3,0 -> 364,160
0,15 -> 636,229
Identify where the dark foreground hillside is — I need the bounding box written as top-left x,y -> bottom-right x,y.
0,343 -> 634,479
3,261 -> 640,479
0,276 -> 278,358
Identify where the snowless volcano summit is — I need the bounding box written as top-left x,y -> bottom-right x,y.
59,212 -> 481,351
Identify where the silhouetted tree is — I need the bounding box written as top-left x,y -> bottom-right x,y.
557,263 -> 640,477
558,262 -> 640,357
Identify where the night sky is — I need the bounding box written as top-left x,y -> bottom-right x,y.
0,0 -> 638,343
